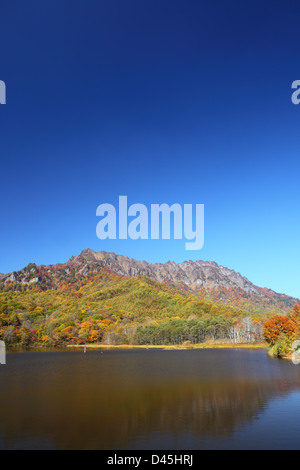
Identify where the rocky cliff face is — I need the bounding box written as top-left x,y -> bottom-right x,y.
69,249 -> 260,294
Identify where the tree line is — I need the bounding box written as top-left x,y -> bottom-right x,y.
134,316 -> 263,345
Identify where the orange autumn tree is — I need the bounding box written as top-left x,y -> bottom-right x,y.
290,303 -> 300,329
263,315 -> 296,345
88,329 -> 100,343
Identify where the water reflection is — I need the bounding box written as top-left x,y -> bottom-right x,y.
1,349 -> 300,449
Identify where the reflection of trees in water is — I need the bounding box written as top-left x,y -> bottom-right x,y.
90,378 -> 300,448
1,352 -> 300,449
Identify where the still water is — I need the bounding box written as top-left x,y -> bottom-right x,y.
1,348 -> 300,449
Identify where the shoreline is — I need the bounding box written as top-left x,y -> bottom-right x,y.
6,342 -> 268,353
67,342 -> 268,350
268,350 -> 293,361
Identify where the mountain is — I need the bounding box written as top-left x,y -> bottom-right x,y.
1,249 -> 299,348
0,248 -> 298,315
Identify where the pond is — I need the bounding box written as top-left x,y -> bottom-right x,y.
0,348 -> 300,449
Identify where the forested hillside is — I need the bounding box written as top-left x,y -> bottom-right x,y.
0,250 -> 298,348
0,267 -> 265,347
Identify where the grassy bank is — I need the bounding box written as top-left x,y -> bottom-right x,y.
267,347 -> 293,361
67,342 -> 268,350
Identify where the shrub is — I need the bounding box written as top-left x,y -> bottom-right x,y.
271,334 -> 292,358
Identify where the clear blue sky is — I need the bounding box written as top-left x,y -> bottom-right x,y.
0,0 -> 299,298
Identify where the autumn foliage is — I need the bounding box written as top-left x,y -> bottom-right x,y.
0,263 -> 298,349
263,313 -> 297,345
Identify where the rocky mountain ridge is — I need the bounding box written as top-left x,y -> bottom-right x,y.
69,249 -> 258,293
0,248 -> 298,314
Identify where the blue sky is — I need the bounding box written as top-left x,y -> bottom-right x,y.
0,0 -> 299,298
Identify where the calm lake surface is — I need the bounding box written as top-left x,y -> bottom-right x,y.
1,348 -> 300,449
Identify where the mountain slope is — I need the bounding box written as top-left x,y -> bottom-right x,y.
0,249 -> 299,347
0,248 -> 298,315
0,268 -> 250,347
68,249 -> 298,314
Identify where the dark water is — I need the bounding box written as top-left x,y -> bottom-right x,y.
1,348 -> 300,449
